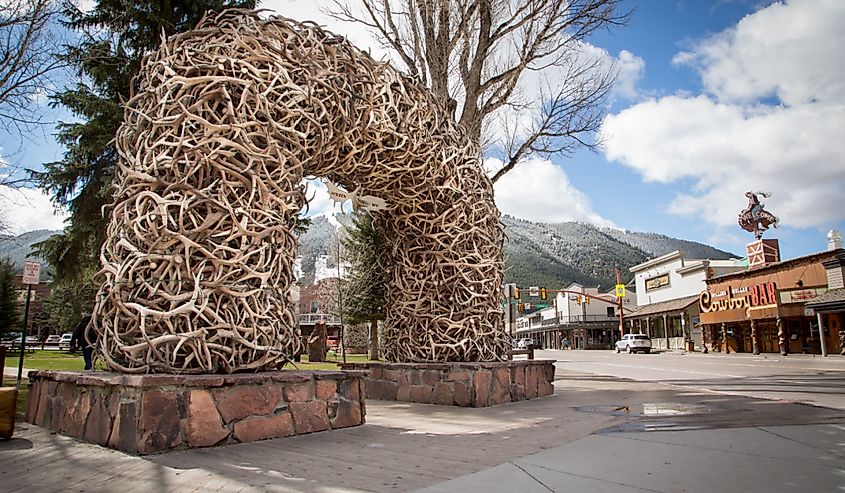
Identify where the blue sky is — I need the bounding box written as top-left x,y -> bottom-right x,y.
1,0 -> 843,262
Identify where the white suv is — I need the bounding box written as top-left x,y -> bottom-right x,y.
615,334 -> 652,354
516,338 -> 534,349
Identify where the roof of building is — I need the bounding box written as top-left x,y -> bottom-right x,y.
630,250 -> 683,273
707,248 -> 844,283
627,294 -> 700,318
806,288 -> 845,307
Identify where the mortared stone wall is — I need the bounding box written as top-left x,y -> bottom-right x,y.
25,370 -> 366,454
340,360 -> 554,407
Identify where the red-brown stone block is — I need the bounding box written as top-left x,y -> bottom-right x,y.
409,385 -> 434,403
422,370 -> 441,386
186,389 -> 229,447
383,369 -> 401,382
138,390 -> 182,454
525,366 -> 538,399
452,381 -> 469,407
25,384 -> 40,423
233,412 -> 293,443
432,382 -> 453,405
83,392 -> 112,445
338,378 -> 360,402
330,399 -> 363,429
283,381 -> 314,402
397,373 -> 411,401
290,400 -> 329,434
473,370 -> 493,407
316,379 -> 337,401
215,384 -> 282,422
446,370 -> 470,382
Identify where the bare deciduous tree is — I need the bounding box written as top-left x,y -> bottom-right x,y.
0,0 -> 62,131
328,0 -> 629,182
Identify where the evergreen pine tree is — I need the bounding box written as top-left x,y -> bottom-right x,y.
341,213 -> 387,359
0,258 -> 21,336
30,0 -> 258,282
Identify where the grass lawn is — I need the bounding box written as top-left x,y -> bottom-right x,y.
291,352 -> 377,370
2,350 -> 86,372
2,350 -> 376,372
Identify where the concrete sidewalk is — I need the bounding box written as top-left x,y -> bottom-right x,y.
2,371 -> 844,492
419,424 -> 845,492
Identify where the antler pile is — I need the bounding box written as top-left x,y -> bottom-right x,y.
94,9 -> 507,373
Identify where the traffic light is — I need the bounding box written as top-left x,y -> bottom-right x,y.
514,286 -> 520,299
540,287 -> 547,300
517,303 -> 524,313
585,295 -> 590,305
575,296 -> 581,305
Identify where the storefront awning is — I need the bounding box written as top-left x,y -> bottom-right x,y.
627,295 -> 699,319
806,288 -> 845,312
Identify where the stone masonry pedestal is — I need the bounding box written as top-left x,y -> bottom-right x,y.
340,360 -> 555,407
25,370 -> 367,455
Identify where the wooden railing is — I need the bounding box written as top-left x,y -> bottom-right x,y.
299,313 -> 340,325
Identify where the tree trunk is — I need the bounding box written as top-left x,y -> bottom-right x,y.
369,319 -> 380,360
309,321 -> 327,362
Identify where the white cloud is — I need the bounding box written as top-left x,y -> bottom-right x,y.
260,0 -> 388,59
613,50 -> 646,100
0,186 -> 69,234
491,157 -> 615,227
601,0 -> 845,231
674,0 -> 845,106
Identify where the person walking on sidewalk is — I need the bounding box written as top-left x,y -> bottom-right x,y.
70,313 -> 94,371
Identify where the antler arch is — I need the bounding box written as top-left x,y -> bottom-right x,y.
93,10 -> 507,373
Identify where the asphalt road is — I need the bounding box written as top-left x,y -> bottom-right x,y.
538,349 -> 845,410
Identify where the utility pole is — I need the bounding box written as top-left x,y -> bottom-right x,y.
617,269 -> 624,339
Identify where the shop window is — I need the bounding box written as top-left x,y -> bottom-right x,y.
606,307 -> 615,317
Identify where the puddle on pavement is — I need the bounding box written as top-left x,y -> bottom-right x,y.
577,402 -> 712,417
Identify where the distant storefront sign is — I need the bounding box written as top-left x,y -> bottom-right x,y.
778,287 -> 827,304
645,274 -> 669,291
699,281 -> 778,314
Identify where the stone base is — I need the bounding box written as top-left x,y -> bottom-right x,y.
339,360 -> 555,407
25,370 -> 367,455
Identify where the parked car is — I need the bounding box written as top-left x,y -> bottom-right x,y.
0,333 -> 21,348
615,334 -> 652,354
58,333 -> 73,350
326,336 -> 340,351
45,335 -> 61,344
516,338 -> 533,349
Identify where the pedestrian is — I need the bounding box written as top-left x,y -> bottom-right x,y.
70,313 -> 94,371
563,337 -> 570,350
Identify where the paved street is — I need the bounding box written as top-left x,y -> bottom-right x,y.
540,349 -> 845,410
2,351 -> 844,492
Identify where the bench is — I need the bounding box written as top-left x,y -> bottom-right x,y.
508,348 -> 534,360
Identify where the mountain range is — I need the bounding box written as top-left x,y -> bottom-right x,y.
1,216 -> 737,289
0,229 -> 57,272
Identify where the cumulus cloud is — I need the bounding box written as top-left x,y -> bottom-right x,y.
673,0 -> 845,106
491,157 -> 615,227
485,44 -> 642,152
0,186 -> 69,234
613,50 -> 646,100
601,0 -> 845,231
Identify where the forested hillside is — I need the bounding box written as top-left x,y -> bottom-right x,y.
1,216 -> 736,291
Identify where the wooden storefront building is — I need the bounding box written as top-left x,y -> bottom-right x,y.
699,249 -> 844,355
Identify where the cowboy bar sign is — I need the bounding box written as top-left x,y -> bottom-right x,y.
700,282 -> 777,314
